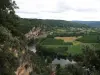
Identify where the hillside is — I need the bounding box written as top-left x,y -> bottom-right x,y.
18,18 -> 89,34
73,21 -> 100,27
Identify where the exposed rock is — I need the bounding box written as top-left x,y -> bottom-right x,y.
15,62 -> 32,75
25,27 -> 47,40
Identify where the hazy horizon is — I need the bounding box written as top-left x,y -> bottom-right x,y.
19,18 -> 100,21
15,0 -> 100,21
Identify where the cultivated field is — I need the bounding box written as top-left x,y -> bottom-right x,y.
55,37 -> 78,42
68,45 -> 82,55
40,37 -> 83,55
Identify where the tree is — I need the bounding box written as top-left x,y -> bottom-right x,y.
0,0 -> 24,75
0,0 -> 22,36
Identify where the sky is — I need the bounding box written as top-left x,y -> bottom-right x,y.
15,0 -> 100,21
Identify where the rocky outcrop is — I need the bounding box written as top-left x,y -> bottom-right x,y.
25,27 -> 47,40
15,62 -> 32,75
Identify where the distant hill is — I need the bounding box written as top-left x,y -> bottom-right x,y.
73,21 -> 100,27
18,18 -> 89,33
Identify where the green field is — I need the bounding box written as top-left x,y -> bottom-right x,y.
76,35 -> 100,43
40,38 -> 73,45
40,38 -> 83,55
42,45 -> 68,48
67,45 -> 82,55
42,44 -> 82,55
39,35 -> 100,56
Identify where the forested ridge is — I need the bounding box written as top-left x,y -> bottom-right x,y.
18,18 -> 89,34
73,21 -> 100,27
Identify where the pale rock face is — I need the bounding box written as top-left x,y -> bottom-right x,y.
25,27 -> 42,40
15,63 -> 32,75
25,27 -> 47,40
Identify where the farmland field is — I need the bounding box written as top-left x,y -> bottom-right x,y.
42,44 -> 82,55
76,35 -> 100,43
42,45 -> 68,48
40,38 -> 73,45
55,37 -> 78,42
39,37 -> 83,55
67,45 -> 82,55
39,35 -> 100,56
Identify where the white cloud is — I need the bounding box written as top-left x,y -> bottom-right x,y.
15,0 -> 100,21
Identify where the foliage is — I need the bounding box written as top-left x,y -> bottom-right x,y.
82,46 -> 100,70
0,48 -> 18,75
0,0 -> 26,75
18,18 -> 89,34
28,51 -> 51,75
48,32 -> 85,37
36,44 -> 68,57
76,34 -> 100,43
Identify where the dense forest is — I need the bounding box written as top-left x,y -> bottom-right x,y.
17,18 -> 89,34
0,0 -> 30,75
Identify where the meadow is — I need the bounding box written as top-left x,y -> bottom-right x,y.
76,34 -> 100,43
67,45 -> 82,55
55,37 -> 77,42
39,34 -> 100,56
39,37 -> 83,55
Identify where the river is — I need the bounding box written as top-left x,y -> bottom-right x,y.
29,44 -> 76,67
